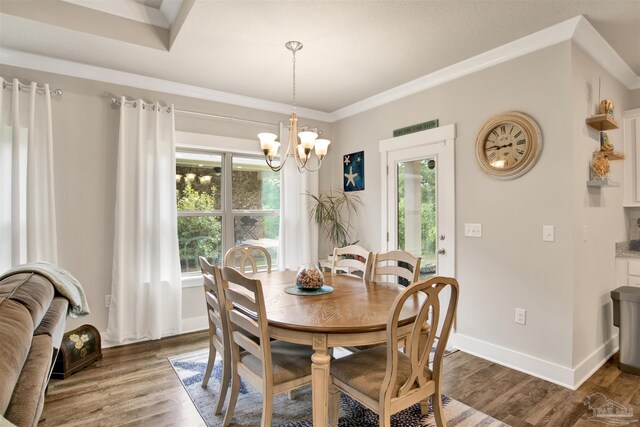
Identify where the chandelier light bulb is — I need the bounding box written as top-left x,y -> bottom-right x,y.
258,132 -> 278,154
268,141 -> 281,159
176,174 -> 182,182
297,144 -> 308,160
185,173 -> 196,182
314,139 -> 331,158
298,131 -> 318,151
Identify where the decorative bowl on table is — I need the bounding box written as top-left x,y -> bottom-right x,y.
294,264 -> 324,290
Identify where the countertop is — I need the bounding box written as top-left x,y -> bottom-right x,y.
616,241 -> 640,259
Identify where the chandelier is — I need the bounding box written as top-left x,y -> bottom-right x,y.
258,41 -> 330,172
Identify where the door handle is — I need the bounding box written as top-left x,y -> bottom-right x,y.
437,248 -> 446,255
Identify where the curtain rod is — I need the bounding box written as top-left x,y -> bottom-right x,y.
174,108 -> 279,128
109,97 -> 278,128
2,80 -> 63,96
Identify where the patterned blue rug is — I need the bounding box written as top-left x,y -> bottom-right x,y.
169,348 -> 509,427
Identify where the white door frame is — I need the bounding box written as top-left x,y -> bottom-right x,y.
379,124 -> 456,276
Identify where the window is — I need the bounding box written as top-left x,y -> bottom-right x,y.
176,150 -> 279,274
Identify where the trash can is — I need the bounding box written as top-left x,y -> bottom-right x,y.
611,286 -> 640,375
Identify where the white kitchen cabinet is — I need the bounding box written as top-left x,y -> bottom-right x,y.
615,257 -> 640,287
623,108 -> 640,206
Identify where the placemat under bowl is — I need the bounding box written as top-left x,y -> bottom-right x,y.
284,285 -> 334,296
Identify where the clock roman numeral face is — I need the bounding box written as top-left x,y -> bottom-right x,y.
483,122 -> 528,169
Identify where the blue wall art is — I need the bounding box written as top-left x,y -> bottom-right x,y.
343,151 -> 364,192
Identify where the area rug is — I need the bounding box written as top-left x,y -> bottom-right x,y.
169,348 -> 509,427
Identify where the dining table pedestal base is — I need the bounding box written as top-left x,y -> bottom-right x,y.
312,333 -> 331,427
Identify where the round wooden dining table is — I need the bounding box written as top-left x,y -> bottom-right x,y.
247,269 -> 426,427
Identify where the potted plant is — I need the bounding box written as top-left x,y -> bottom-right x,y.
305,187 -> 362,249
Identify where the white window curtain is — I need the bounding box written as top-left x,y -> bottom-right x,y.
0,78 -> 58,272
278,124 -> 319,270
106,97 -> 182,344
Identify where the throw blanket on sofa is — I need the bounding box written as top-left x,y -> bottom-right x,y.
0,262 -> 90,318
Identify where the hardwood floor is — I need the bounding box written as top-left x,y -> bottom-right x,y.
41,331 -> 640,426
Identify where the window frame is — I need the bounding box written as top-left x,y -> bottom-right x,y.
176,133 -> 280,287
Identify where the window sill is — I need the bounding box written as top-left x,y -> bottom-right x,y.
182,274 -> 202,289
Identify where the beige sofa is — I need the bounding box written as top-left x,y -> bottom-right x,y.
0,272 -> 68,427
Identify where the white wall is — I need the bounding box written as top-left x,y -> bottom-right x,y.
322,42 -> 578,380
0,64 -> 331,335
570,42 -> 631,380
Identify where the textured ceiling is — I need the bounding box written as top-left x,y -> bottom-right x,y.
1,0 -> 638,113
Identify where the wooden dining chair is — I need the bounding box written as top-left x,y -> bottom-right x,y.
220,267 -> 314,427
198,257 -> 231,416
224,244 -> 272,274
328,276 -> 460,427
331,244 -> 373,279
371,250 -> 422,285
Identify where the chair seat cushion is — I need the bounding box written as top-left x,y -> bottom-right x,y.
330,345 -> 432,401
240,341 -> 313,386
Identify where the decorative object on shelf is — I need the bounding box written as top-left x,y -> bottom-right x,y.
475,111 -> 543,180
294,264 -> 324,289
600,99 -> 615,119
343,151 -> 365,192
257,41 -> 330,172
591,151 -> 611,181
600,132 -> 613,151
305,187 -> 362,248
52,324 -> 102,379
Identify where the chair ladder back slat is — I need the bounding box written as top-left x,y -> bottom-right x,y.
225,287 -> 259,313
228,308 -> 261,337
372,250 -> 421,284
331,245 -> 373,278
205,290 -> 221,313
232,330 -> 263,360
208,308 -> 224,332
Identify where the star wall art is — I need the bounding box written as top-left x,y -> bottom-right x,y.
343,151 -> 364,192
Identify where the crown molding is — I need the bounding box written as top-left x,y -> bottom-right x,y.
1,15 -> 637,123
572,16 -> 640,90
332,16 -> 640,120
0,48 -> 334,123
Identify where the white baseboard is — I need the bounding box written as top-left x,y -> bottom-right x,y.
449,333 -> 619,390
572,334 -> 619,389
100,316 -> 209,349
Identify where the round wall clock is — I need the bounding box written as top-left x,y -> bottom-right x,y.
475,111 -> 542,180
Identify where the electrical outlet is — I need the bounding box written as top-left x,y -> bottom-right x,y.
542,225 -> 555,242
105,294 -> 111,309
464,223 -> 482,237
515,308 -> 526,325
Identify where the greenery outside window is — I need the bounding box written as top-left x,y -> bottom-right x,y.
176,150 -> 280,274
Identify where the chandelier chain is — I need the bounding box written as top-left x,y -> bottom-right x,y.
292,49 -> 296,113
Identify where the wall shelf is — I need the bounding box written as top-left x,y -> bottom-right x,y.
586,114 -> 619,131
587,179 -> 620,187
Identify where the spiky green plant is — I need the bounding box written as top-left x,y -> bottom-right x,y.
306,188 -> 362,248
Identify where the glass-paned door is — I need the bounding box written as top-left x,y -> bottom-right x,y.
397,156 -> 437,279
382,126 -> 455,281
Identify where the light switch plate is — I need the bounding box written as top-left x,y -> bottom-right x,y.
464,223 -> 482,237
543,225 -> 555,242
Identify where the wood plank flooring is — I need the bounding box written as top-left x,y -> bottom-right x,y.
40,331 -> 640,426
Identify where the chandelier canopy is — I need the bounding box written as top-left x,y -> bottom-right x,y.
258,41 -> 330,172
